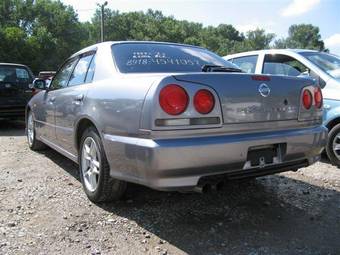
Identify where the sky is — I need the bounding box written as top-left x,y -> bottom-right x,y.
61,0 -> 340,55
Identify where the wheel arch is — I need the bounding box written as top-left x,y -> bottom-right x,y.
25,105 -> 32,123
325,116 -> 340,131
74,117 -> 101,151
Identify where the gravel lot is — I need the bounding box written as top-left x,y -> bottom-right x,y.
0,120 -> 339,255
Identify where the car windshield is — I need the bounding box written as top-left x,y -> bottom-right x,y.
111,43 -> 237,73
300,51 -> 340,79
0,66 -> 30,83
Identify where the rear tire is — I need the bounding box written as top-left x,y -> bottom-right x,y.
79,127 -> 127,202
326,123 -> 340,167
26,111 -> 46,151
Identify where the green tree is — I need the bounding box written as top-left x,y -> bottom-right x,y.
274,24 -> 325,51
245,29 -> 275,50
0,0 -> 87,73
0,2 -> 328,73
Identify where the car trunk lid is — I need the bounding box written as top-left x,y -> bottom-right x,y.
173,73 -> 311,124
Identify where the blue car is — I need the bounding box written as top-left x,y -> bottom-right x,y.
225,49 -> 340,167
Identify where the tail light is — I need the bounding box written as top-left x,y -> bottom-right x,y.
314,87 -> 323,109
251,75 -> 271,81
159,84 -> 189,115
194,89 -> 215,114
302,89 -> 312,110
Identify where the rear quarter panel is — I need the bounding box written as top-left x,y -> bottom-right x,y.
82,75 -> 165,137
81,74 -> 165,180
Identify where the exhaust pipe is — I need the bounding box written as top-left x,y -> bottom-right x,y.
194,180 -> 226,193
193,183 -> 211,193
211,181 -> 224,192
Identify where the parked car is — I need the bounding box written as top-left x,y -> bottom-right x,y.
38,71 -> 56,79
224,49 -> 340,166
37,71 -> 55,88
26,42 -> 327,202
0,63 -> 35,119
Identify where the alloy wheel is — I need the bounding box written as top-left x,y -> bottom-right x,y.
27,112 -> 34,146
81,137 -> 101,192
332,133 -> 340,160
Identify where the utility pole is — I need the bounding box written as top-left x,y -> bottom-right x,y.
98,1 -> 108,42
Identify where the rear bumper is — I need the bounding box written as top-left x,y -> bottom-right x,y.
0,106 -> 25,118
103,125 -> 327,191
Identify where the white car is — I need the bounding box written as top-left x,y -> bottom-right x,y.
224,49 -> 340,166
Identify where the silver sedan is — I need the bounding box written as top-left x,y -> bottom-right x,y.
26,41 -> 327,202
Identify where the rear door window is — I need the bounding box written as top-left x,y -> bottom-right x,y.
50,58 -> 78,90
232,55 -> 258,73
68,53 -> 95,87
85,55 -> 96,83
263,54 -> 309,76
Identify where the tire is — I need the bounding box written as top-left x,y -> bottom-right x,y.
326,123 -> 340,167
79,127 -> 127,202
26,111 -> 46,151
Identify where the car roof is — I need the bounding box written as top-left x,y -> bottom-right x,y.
71,41 -> 206,58
225,49 -> 320,59
0,63 -> 30,68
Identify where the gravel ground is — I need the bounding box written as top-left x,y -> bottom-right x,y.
0,120 -> 339,255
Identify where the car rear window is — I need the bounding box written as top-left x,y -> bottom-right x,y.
111,43 -> 236,73
0,66 -> 31,83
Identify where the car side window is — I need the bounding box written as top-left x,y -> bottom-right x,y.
263,54 -> 309,76
15,68 -> 30,82
0,66 -> 31,83
232,55 -> 258,73
85,54 -> 96,83
68,53 -> 95,87
49,58 -> 78,90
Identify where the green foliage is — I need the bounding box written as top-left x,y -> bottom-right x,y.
0,1 -> 327,74
0,0 -> 86,73
274,24 -> 325,51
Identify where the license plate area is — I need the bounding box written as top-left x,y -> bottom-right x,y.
244,143 -> 286,169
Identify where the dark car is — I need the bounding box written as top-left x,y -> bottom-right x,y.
0,63 -> 35,119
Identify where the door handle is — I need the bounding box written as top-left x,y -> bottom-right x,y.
73,94 -> 84,104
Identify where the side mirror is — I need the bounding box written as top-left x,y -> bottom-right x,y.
33,79 -> 47,90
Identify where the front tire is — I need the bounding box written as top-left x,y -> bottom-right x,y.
26,111 -> 46,151
326,123 -> 340,167
79,127 -> 127,202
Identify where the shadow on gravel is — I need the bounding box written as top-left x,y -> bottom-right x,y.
320,153 -> 332,164
39,147 -> 340,254
101,179 -> 340,254
0,119 -> 25,136
41,148 -> 80,181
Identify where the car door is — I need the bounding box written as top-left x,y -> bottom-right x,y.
37,58 -> 78,144
54,52 -> 96,156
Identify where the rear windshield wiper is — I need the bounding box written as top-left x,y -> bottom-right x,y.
202,64 -> 243,73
